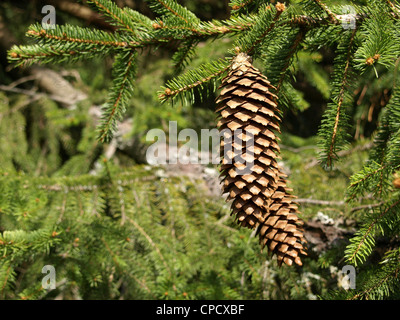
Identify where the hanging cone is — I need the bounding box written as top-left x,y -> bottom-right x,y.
216,52 -> 282,229
215,52 -> 307,266
257,174 -> 307,266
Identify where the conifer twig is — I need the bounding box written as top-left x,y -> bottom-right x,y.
313,0 -> 339,24
127,217 -> 172,276
231,0 -> 254,11
89,0 -> 136,34
98,51 -> 137,142
286,15 -> 327,27
386,0 -> 400,18
160,67 -> 229,100
276,29 -> 306,93
348,265 -> 400,300
347,165 -> 387,201
326,28 -> 357,167
159,59 -> 230,102
153,0 -> 189,24
247,3 -> 285,56
347,199 -> 400,265
26,28 -> 128,48
0,264 -> 12,299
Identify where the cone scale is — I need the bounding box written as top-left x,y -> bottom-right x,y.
216,53 -> 307,266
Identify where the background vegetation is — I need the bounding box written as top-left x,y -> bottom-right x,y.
0,0 -> 399,300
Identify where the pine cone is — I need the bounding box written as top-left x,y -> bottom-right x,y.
215,52 -> 307,266
257,174 -> 307,266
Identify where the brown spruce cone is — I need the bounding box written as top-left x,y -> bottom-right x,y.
215,52 -> 307,266
257,173 -> 307,266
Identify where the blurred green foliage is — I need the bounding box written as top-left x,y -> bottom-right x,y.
0,0 -> 399,300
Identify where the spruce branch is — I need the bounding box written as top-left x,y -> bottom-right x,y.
384,90 -> 400,169
230,0 -> 255,11
123,7 -> 154,31
87,0 -> 139,35
318,28 -> 357,168
385,0 -> 400,18
159,58 -> 231,104
8,23 -> 130,68
347,162 -> 389,201
354,14 -> 398,73
145,0 -> 201,27
285,15 -> 328,27
4,0 -> 400,299
97,50 -> 138,142
328,254 -> 400,300
26,23 -> 130,49
348,88 -> 400,200
387,131 -> 400,171
171,39 -> 199,73
345,198 -> 400,266
8,43 -> 108,68
275,29 -> 306,93
348,264 -> 400,300
312,0 -> 339,24
8,2 -> 393,70
370,106 -> 392,166
242,3 -> 286,57
127,217 -> 172,276
327,30 -> 356,163
229,0 -> 265,14
149,14 -> 257,41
